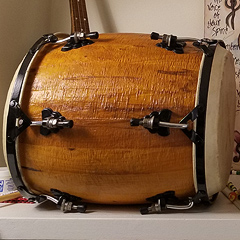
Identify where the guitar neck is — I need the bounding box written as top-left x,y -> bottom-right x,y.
69,0 -> 90,34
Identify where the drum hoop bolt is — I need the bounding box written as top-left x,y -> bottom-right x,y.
48,189 -> 87,213
59,31 -> 99,52
130,109 -> 173,136
130,105 -> 204,144
150,32 -> 225,55
140,191 -> 194,214
30,108 -> 74,136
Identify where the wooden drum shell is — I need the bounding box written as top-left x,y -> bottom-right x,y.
14,33 -> 203,204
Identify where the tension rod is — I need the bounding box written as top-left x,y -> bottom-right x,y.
54,31 -> 99,44
30,119 -> 73,129
29,108 -> 73,136
131,117 -> 188,130
151,32 -> 198,43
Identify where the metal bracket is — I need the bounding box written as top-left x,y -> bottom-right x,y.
49,189 -> 87,213
180,105 -> 205,145
151,32 -> 186,54
7,105 -> 74,141
130,105 -> 205,144
7,100 -> 32,143
140,191 -> 194,214
12,188 -> 87,213
151,32 -> 225,55
192,38 -> 224,56
30,34 -> 58,54
130,109 -> 179,136
61,31 -> 99,51
31,108 -> 74,136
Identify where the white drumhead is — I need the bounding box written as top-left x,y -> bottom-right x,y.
194,44 -> 236,196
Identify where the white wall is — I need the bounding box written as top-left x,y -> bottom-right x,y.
89,0 -> 204,37
0,0 -> 204,166
49,0 -> 204,37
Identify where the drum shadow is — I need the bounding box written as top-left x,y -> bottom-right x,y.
95,38 -> 115,43
87,203 -> 141,214
34,200 -> 56,211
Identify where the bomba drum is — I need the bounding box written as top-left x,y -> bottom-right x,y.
3,33 -> 236,213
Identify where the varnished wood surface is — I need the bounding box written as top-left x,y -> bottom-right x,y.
17,33 -> 203,204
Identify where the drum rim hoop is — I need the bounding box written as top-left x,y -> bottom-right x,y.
5,35 -> 58,199
192,48 -> 215,203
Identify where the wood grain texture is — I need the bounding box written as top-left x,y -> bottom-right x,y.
17,33 -> 203,204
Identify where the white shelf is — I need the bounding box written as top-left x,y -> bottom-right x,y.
0,192 -> 239,240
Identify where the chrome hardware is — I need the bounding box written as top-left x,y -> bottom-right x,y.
130,109 -> 187,137
60,198 -> 86,213
43,189 -> 87,213
7,100 -> 32,143
55,31 -> 99,44
60,31 -> 99,51
130,105 -> 205,143
151,32 -> 223,54
30,108 -> 73,136
142,198 -> 194,214
140,191 -> 195,214
151,32 -> 198,44
43,195 -> 86,213
166,199 -> 194,210
31,118 -> 73,129
140,117 -> 188,130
